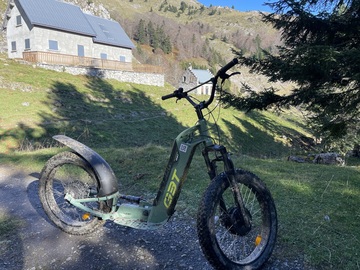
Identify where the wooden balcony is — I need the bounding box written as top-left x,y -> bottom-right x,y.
23,51 -> 164,74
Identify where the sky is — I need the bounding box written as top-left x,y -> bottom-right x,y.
198,0 -> 274,12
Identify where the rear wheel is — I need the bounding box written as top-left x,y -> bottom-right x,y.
197,169 -> 277,270
39,151 -> 105,234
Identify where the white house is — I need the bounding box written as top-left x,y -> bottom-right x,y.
179,66 -> 214,95
3,0 -> 135,63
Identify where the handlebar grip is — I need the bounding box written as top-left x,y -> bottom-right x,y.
217,58 -> 239,78
162,88 -> 185,101
161,93 -> 176,100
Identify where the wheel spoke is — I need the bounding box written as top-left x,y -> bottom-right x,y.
197,170 -> 277,269
39,151 -> 105,234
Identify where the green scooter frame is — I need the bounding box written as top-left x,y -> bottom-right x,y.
62,118 -> 214,230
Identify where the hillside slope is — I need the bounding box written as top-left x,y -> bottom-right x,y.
0,56 -> 310,158
0,0 -> 283,89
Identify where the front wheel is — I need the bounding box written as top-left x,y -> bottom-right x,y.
197,169 -> 277,270
39,151 -> 106,235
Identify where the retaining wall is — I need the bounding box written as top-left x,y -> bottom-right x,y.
37,63 -> 165,87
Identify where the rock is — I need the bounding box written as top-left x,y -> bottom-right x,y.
311,152 -> 344,166
288,153 -> 344,166
287,156 -> 305,163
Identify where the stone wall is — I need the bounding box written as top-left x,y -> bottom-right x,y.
37,63 -> 165,87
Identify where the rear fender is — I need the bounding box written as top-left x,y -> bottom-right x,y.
53,135 -> 119,197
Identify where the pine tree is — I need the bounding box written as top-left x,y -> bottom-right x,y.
223,0 -> 360,151
147,21 -> 159,49
162,35 -> 172,54
134,19 -> 147,44
180,1 -> 187,12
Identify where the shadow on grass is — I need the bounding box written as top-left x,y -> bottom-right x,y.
0,69 -> 185,154
0,213 -> 24,269
220,110 -> 314,158
239,156 -> 360,269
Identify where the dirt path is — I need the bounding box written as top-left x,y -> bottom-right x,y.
0,165 -> 306,270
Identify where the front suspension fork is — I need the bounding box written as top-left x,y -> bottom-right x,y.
203,145 -> 251,229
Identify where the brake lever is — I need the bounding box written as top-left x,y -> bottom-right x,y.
175,88 -> 187,103
229,71 -> 241,77
220,71 -> 241,85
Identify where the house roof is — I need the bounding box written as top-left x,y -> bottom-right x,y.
16,0 -> 96,36
14,0 -> 134,49
191,69 -> 213,83
85,14 -> 135,49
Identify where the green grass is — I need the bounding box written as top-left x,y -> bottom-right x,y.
0,213 -> 23,238
0,57 -> 359,269
241,158 -> 360,269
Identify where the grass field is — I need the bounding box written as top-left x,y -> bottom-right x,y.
0,57 -> 359,269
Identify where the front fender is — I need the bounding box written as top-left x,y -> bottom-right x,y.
53,135 -> 119,197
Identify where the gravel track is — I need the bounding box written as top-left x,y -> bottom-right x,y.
0,165 -> 307,270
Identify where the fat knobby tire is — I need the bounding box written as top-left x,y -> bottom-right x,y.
197,169 -> 277,270
39,151 -> 105,235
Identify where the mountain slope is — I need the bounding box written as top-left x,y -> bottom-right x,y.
105,0 -> 281,87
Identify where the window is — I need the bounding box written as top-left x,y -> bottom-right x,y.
25,39 -> 30,50
119,55 -> 126,62
99,24 -> 114,40
77,45 -> 84,57
16,15 -> 22,26
48,40 -> 58,51
11,41 -> 16,51
100,53 -> 107,59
